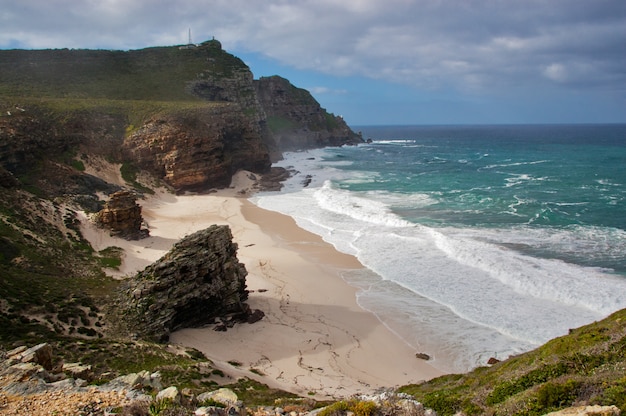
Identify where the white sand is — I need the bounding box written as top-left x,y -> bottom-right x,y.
79,172 -> 443,399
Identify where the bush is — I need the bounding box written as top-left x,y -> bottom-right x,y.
318,400 -> 377,416
351,400 -> 377,416
533,380 -> 580,413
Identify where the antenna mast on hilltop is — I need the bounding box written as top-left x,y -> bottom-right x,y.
179,28 -> 197,49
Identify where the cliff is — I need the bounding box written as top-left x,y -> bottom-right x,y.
122,105 -> 271,192
255,75 -> 362,152
0,40 -> 362,193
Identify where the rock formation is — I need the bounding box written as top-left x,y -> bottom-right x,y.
122,106 -> 271,192
94,190 -> 147,240
119,225 -> 259,342
1,41 -> 363,195
255,75 -> 362,152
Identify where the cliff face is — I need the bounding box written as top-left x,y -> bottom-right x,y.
122,106 -> 271,192
118,225 -> 253,342
255,75 -> 362,152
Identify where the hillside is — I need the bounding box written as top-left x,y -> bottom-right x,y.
0,39 -> 361,157
401,308 -> 626,415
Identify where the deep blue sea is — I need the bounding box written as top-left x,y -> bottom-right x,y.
251,124 -> 626,373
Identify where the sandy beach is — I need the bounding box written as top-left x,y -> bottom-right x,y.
79,172 -> 443,399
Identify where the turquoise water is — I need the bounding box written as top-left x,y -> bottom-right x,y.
252,124 -> 626,372
341,124 -> 626,272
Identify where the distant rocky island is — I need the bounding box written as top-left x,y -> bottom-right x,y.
0,40 -> 624,416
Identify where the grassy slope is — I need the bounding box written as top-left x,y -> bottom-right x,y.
400,308 -> 626,415
0,40 -> 241,100
0,40 -> 240,133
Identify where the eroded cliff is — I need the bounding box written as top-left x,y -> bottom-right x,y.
122,105 -> 271,192
255,75 -> 362,152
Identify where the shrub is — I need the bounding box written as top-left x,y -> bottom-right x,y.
350,400 -> 377,416
318,400 -> 377,416
535,380 -> 580,409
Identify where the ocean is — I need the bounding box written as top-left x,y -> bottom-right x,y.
250,124 -> 626,373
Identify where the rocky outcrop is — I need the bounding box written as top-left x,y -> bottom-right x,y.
94,190 -> 147,240
255,75 -> 363,152
119,225 -> 260,342
122,106 -> 271,192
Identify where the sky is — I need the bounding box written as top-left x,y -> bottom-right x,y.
1,0 -> 625,126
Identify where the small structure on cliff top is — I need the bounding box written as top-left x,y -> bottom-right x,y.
94,190 -> 148,240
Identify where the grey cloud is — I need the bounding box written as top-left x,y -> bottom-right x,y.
1,0 -> 624,95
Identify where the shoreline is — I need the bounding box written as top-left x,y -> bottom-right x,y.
79,173 -> 444,399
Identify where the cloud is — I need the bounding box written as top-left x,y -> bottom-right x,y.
309,86 -> 348,95
544,64 -> 568,83
1,0 -> 625,100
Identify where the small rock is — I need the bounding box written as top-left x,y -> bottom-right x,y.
198,388 -> 239,407
6,346 -> 28,358
415,352 -> 430,361
487,357 -> 500,365
156,386 -> 181,404
247,309 -> 265,324
196,406 -> 226,416
19,343 -> 54,370
63,362 -> 93,380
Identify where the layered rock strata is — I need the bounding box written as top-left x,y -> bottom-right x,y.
94,190 -> 146,240
119,225 -> 258,342
122,107 -> 271,192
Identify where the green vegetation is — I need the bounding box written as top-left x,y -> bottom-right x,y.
223,378 -> 298,406
0,41 -> 247,101
0,189 -> 118,345
318,399 -> 378,416
2,96 -> 223,134
97,246 -> 123,269
400,308 -> 626,415
119,161 -> 155,194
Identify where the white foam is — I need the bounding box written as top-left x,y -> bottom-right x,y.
313,182 -> 415,228
483,159 -> 551,169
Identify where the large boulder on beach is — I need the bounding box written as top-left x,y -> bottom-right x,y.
117,225 -> 261,342
94,190 -> 147,240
